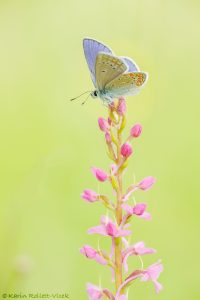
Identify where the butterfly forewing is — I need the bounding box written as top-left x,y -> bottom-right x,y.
95,53 -> 127,90
83,39 -> 113,86
105,72 -> 148,97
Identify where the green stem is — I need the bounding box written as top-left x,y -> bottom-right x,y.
114,121 -> 123,292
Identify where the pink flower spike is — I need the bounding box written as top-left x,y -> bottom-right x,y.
86,283 -> 104,300
98,117 -> 110,132
81,189 -> 99,202
80,245 -> 97,259
130,123 -> 142,138
117,97 -> 126,116
121,143 -> 133,158
140,261 -> 164,293
138,176 -> 156,191
91,167 -> 108,182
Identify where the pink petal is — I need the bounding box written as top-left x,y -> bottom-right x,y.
106,222 -> 119,237
153,280 -> 163,294
134,242 -> 156,255
146,261 -> 164,281
87,225 -> 108,236
81,189 -> 99,202
138,176 -> 156,191
139,211 -> 152,220
80,245 -> 97,259
117,228 -> 132,237
132,203 -> 147,215
95,254 -> 108,265
86,283 -> 103,300
121,204 -> 133,214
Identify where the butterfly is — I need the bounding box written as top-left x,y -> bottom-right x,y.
71,38 -> 148,104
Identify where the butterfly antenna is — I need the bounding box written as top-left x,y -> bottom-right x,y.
70,91 -> 91,101
81,93 -> 91,105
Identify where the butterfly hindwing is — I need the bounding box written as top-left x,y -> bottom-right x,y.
121,57 -> 140,72
83,38 -> 113,86
105,72 -> 148,97
95,53 -> 127,90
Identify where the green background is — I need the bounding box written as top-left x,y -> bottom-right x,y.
0,0 -> 199,299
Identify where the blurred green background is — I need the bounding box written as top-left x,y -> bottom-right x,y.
0,0 -> 199,299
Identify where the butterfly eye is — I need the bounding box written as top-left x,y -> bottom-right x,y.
94,91 -> 98,97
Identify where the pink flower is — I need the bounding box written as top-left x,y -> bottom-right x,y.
86,283 -> 104,300
121,143 -> 133,158
105,132 -> 111,144
81,189 -> 99,202
138,176 -> 156,191
140,261 -> 164,293
88,216 -> 131,238
122,203 -> 151,220
98,117 -> 110,132
122,242 -> 156,272
80,245 -> 108,265
80,245 -> 97,259
91,167 -> 108,182
116,261 -> 163,297
130,124 -> 142,138
117,97 -> 126,116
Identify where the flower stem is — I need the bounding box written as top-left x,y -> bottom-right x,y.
114,119 -> 123,292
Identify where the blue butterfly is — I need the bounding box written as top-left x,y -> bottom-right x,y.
72,38 -> 148,104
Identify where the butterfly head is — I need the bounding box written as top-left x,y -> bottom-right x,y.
90,90 -> 99,99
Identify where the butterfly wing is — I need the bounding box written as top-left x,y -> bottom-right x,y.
95,53 -> 128,90
83,38 -> 113,86
121,57 -> 140,72
105,72 -> 148,97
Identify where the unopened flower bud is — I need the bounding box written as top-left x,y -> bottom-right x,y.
130,124 -> 142,138
138,176 -> 156,191
98,117 -> 110,132
117,97 -> 126,116
80,245 -> 97,259
132,203 -> 147,215
105,132 -> 111,144
91,167 -> 108,182
81,189 -> 99,202
121,143 -> 133,158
